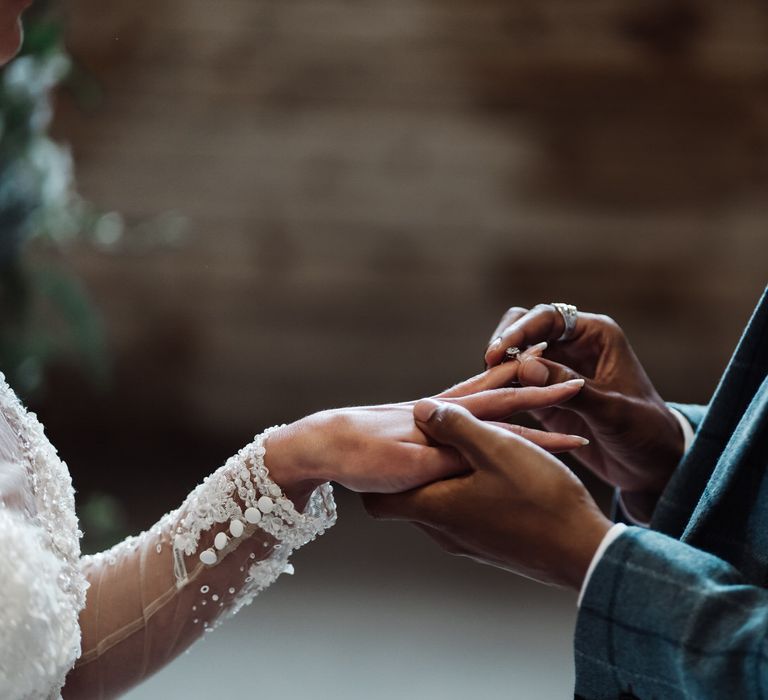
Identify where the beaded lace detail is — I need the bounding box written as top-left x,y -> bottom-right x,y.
171,426 -> 336,619
0,371 -> 336,698
0,373 -> 87,700
80,427 -> 336,621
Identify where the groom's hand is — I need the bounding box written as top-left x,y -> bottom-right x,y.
482,304 -> 685,522
364,400 -> 611,590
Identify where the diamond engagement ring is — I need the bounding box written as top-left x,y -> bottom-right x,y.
503,346 -> 522,363
551,302 -> 578,341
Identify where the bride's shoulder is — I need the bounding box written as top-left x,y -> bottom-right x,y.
0,375 -> 86,699
0,371 -> 64,463
0,373 -> 88,698
0,372 -> 81,556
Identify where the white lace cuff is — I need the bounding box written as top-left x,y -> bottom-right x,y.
172,426 -> 336,615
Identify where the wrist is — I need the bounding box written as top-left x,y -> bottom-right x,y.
562,511 -> 612,592
263,422 -> 324,508
618,487 -> 663,524
616,404 -> 686,518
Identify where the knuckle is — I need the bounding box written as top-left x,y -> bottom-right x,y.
506,306 -> 528,318
597,314 -> 620,333
433,405 -> 460,429
551,365 -> 577,384
597,314 -> 629,346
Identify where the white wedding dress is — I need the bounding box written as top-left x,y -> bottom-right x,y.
0,373 -> 336,699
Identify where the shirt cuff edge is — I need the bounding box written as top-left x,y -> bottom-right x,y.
577,522 -> 628,608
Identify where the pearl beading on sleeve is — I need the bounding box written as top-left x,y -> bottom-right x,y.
172,426 -> 336,614
74,425 -> 336,674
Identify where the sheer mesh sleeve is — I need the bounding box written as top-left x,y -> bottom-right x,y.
64,426 -> 336,699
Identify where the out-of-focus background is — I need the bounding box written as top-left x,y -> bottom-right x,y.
1,0 -> 767,697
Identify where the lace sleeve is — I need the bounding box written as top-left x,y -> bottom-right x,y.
63,427 -> 336,698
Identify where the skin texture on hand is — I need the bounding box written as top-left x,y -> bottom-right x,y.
364,400 -> 612,591
264,357 -> 590,498
484,304 -> 685,522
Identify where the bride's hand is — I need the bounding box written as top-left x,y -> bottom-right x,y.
264,357 -> 588,500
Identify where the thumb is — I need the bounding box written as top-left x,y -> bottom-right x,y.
414,399 -> 509,461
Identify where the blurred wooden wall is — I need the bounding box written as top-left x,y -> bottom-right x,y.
43,0 -> 767,514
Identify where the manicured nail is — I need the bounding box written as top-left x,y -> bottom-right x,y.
414,399 -> 440,422
527,341 -> 548,356
488,337 -> 502,353
565,378 -> 586,388
521,358 -> 550,385
570,435 -> 591,446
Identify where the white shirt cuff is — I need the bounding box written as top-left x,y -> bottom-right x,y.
669,406 -> 695,453
577,523 -> 627,608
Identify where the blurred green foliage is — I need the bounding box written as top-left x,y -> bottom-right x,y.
0,5 -> 187,547
0,3 -> 108,396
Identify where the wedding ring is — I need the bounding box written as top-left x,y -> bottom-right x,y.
503,346 -> 522,363
551,302 -> 578,341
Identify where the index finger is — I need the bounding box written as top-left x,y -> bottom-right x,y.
436,361 -> 521,399
445,378 -> 585,420
437,342 -> 547,399
488,306 -> 529,347
485,304 -> 586,367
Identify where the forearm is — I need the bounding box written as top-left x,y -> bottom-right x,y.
67,520 -> 273,696
64,428 -> 335,699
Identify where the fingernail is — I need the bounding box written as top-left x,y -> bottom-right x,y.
527,341 -> 548,356
521,358 -> 549,385
414,399 -> 441,422
487,337 -> 502,353
565,378 -> 586,388
570,435 -> 590,446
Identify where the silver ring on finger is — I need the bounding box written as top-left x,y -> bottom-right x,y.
551,302 -> 578,342
502,346 -> 522,363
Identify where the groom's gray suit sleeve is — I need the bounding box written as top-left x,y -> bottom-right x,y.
584,402 -> 768,700
574,526 -> 768,700
576,287 -> 768,699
